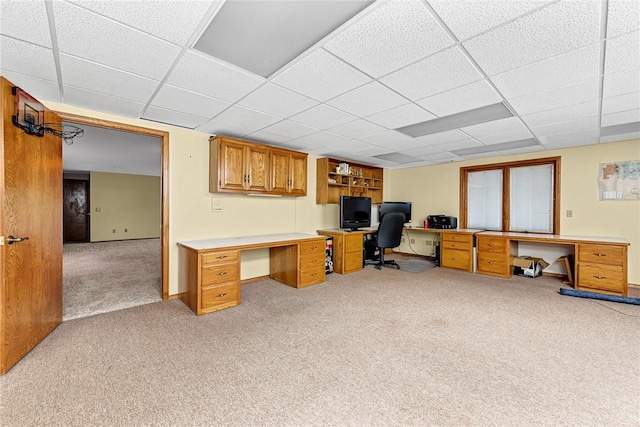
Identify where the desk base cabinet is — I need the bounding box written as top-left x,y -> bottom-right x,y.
576,243 -> 627,296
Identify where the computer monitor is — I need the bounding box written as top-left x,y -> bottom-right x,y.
339,196 -> 372,231
379,201 -> 412,224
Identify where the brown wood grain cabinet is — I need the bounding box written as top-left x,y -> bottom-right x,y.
576,243 -> 627,295
440,232 -> 475,272
210,135 -> 307,196
316,157 -> 383,204
316,229 -> 368,274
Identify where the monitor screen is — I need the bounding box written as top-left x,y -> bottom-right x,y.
339,196 -> 372,231
379,201 -> 412,223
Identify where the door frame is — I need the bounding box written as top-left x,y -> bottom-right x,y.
55,112 -> 170,300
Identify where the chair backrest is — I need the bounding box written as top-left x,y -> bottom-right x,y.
376,212 -> 405,249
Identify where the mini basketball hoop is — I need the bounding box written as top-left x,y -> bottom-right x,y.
12,86 -> 84,144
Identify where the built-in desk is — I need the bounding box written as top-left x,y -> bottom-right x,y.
476,231 -> 630,296
316,229 -> 371,274
403,227 -> 483,272
178,233 -> 326,315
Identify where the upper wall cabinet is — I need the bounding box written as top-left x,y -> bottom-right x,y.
209,135 -> 307,196
316,157 -> 383,204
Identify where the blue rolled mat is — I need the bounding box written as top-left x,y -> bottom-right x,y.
559,288 -> 640,305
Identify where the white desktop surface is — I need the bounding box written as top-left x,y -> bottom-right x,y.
179,233 -> 324,251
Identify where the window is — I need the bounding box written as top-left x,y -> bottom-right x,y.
460,157 -> 560,234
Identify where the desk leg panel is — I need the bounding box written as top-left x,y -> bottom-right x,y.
270,245 -> 299,287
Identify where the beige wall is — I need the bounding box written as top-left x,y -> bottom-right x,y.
386,139 -> 640,283
90,172 -> 161,242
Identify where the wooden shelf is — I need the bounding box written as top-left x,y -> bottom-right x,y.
316,157 -> 383,204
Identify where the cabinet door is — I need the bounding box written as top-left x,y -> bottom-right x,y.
219,139 -> 248,191
247,145 -> 270,192
270,149 -> 291,194
289,152 -> 307,196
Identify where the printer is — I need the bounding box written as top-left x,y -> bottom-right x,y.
426,215 -> 458,229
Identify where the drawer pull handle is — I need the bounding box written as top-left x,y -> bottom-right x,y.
488,261 -> 494,264
311,246 -> 317,249
218,293 -> 227,297
594,253 -> 606,257
593,275 -> 606,279
311,273 -> 317,277
452,244 -> 458,247
219,271 -> 227,276
488,243 -> 495,247
451,258 -> 456,261
217,255 -> 227,259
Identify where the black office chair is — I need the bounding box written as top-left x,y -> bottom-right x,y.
365,212 -> 405,270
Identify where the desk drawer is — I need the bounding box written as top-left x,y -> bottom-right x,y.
577,263 -> 624,293
344,251 -> 364,272
299,266 -> 325,288
442,232 -> 472,244
300,254 -> 324,270
300,239 -> 324,257
202,250 -> 239,267
442,240 -> 472,251
441,248 -> 470,271
202,263 -> 239,286
345,233 -> 363,253
578,244 -> 624,266
201,283 -> 240,311
477,252 -> 509,277
477,236 -> 506,253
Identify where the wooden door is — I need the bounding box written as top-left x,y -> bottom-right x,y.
63,179 -> 89,242
270,149 -> 290,194
289,152 -> 307,196
246,145 -> 270,193
0,77 -> 63,374
218,139 -> 247,191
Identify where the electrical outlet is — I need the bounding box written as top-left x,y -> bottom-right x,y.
124,229 -> 128,233
410,238 -> 415,244
425,240 -> 432,246
112,229 -> 116,233
566,210 -> 573,218
401,237 -> 405,243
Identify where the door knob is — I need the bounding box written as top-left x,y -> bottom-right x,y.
7,235 -> 29,244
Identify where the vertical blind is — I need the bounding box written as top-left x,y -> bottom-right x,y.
467,169 -> 502,230
510,164 -> 553,232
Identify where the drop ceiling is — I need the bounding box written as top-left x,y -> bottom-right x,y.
1,0 -> 639,169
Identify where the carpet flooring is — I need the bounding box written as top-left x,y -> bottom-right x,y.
2,267 -> 639,426
63,239 -> 162,321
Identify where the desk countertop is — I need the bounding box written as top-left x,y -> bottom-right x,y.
478,231 -> 630,245
178,233 -> 325,251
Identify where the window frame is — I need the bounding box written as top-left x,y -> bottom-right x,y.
459,156 -> 561,234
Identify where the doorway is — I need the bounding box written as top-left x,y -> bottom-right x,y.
56,112 -> 170,318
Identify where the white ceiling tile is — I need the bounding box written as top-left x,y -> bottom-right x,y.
330,139 -> 377,152
60,54 -> 159,103
284,139 -> 330,151
460,152 -> 501,160
260,120 -> 319,139
600,130 -> 640,143
435,138 -> 483,151
521,101 -> 599,128
67,0 -> 215,45
272,49 -> 371,102
605,30 -> 640,74
421,151 -> 459,162
53,1 -> 181,80
380,46 -> 483,100
498,145 -> 546,156
168,51 -> 264,102
194,120 -> 251,138
416,129 -> 469,145
429,0 -> 553,41
142,105 -> 209,129
403,144 -> 444,157
238,83 -> 319,118
63,85 -> 146,118
538,129 -> 600,148
461,116 -> 528,139
508,78 -> 600,115
531,116 -> 599,137
328,119 -> 386,139
0,0 -> 51,47
327,81 -> 407,117
289,104 -> 357,129
601,108 -> 640,127
463,0 -> 602,76
361,131 -> 425,150
351,145 -> 395,157
602,92 -> 640,115
417,79 -> 502,116
1,70 -> 61,102
491,43 -> 600,99
606,0 -> 640,38
602,68 -> 640,98
244,130 -> 292,145
0,35 -> 57,80
472,128 -> 535,145
296,131 -> 352,147
366,103 -> 436,129
212,105 -> 282,133
324,0 -> 453,78
151,84 -> 230,119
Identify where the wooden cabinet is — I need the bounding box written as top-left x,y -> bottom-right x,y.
298,239 -> 326,287
270,148 -> 307,195
316,157 -> 383,204
270,237 -> 326,288
210,135 -> 307,196
440,232 -> 475,272
476,235 -> 513,278
576,243 -> 627,295
316,229 -> 366,274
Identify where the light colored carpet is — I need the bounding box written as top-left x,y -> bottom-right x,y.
63,239 -> 162,321
2,267 -> 639,426
386,253 -> 437,273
